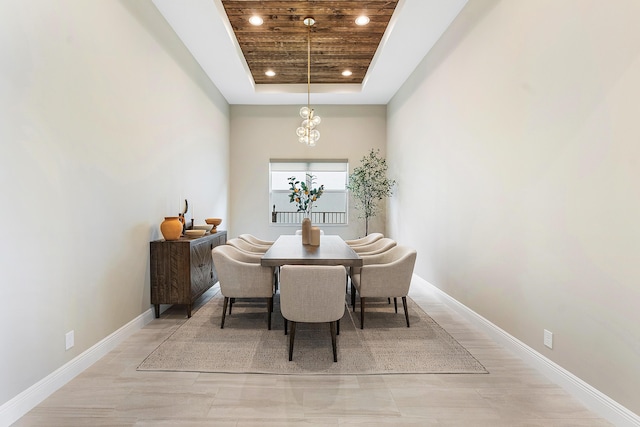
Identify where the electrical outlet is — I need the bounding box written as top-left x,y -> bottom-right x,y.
65,330 -> 74,350
544,329 -> 553,349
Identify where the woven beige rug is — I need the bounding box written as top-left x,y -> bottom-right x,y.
138,291 -> 487,375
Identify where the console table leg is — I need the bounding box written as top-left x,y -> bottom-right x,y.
187,304 -> 192,318
154,304 -> 160,319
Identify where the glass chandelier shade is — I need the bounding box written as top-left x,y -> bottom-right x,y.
296,17 -> 321,147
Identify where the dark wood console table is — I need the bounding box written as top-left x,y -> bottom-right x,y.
150,230 -> 227,318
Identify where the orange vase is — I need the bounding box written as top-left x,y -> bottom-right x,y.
160,216 -> 182,241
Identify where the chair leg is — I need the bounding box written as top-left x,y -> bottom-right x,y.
388,297 -> 391,304
360,297 -> 365,329
288,321 -> 296,361
351,282 -> 356,311
330,321 -> 337,362
267,297 -> 273,330
337,318 -> 340,335
221,297 -> 228,329
402,296 -> 410,327
284,318 -> 288,335
394,297 -> 398,313
229,297 -> 234,315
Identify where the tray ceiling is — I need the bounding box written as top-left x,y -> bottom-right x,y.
152,0 -> 468,104
221,1 -> 398,85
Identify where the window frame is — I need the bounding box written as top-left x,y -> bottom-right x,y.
269,159 -> 349,227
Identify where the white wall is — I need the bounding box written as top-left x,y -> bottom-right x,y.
229,105 -> 387,240
0,0 -> 229,406
387,0 -> 640,414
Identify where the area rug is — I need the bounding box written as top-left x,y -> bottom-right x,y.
137,291 -> 487,375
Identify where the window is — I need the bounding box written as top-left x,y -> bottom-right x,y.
270,159 -> 348,225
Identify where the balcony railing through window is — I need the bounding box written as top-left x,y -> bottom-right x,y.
271,211 -> 347,225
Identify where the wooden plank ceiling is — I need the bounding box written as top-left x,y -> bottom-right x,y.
221,1 -> 399,85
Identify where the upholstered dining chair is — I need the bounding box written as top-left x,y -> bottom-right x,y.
211,245 -> 275,330
279,265 -> 347,362
349,238 -> 397,283
217,244 -> 268,311
350,245 -> 417,329
238,234 -> 274,248
344,232 -> 384,247
221,245 -> 262,264
348,238 -> 398,286
351,237 -> 397,256
230,236 -> 280,290
227,238 -> 269,254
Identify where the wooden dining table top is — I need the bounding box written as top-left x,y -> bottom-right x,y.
260,235 -> 363,267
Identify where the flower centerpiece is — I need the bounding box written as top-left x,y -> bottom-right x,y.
288,173 -> 325,218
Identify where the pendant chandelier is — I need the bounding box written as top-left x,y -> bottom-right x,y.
296,17 -> 321,147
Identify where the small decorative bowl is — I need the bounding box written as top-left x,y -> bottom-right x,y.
193,224 -> 214,232
184,229 -> 206,238
205,218 -> 222,227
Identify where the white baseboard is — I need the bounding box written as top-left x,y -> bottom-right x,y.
0,308 -> 156,427
4,284 -> 639,427
414,276 -> 640,427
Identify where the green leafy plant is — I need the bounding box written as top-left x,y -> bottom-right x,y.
288,173 -> 325,215
348,149 -> 396,235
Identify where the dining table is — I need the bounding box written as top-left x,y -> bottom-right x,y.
260,235 -> 363,267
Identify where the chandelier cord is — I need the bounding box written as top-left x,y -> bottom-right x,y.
307,22 -> 311,110
296,17 -> 320,146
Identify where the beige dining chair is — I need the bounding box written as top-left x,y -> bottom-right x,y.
211,245 -> 275,330
279,265 -> 347,362
238,234 -> 274,248
349,238 -> 397,281
350,245 -> 417,329
349,238 -> 398,284
351,237 -> 397,256
227,237 -> 269,254
345,233 -> 384,247
231,236 -> 281,290
217,244 -> 267,311
220,246 -> 262,263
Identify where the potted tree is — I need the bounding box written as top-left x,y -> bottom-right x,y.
348,149 -> 396,236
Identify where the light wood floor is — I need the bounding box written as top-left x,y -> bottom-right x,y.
14,282 -> 612,426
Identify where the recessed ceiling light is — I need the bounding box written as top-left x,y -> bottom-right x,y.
342,70 -> 353,77
265,70 -> 276,77
249,15 -> 263,26
355,15 -> 370,26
